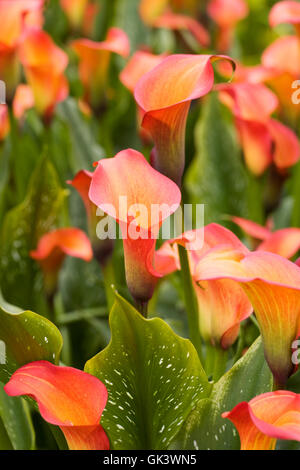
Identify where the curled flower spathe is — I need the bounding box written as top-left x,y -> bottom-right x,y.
195,248 -> 300,387
4,361 -> 109,450
155,223 -> 252,349
89,148 -> 181,309
223,391 -> 300,450
71,27 -> 130,109
30,227 -> 93,295
19,28 -> 69,120
217,82 -> 300,175
0,0 -> 44,98
207,0 -> 248,52
134,54 -> 234,186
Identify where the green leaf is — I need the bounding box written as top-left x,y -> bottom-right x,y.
185,93 -> 249,224
169,337 -> 273,450
0,291 -> 63,382
0,382 -> 35,449
0,157 -> 66,309
0,418 -> 12,450
85,293 -> 210,450
57,98 -> 105,171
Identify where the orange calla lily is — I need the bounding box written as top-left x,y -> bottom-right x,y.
231,215 -> 272,242
231,216 -> 300,259
0,104 -> 10,141
207,0 -> 248,52
195,248 -> 300,387
68,170 -> 114,264
12,84 -> 35,120
135,54 -> 234,185
155,223 -> 252,348
257,228 -> 300,259
71,27 -> 130,109
60,0 -> 89,31
19,28 -> 69,119
31,227 -> 93,270
261,36 -> 300,122
269,1 -> 300,38
223,391 -> 300,450
4,361 -> 109,450
139,0 -> 209,47
217,82 -> 300,175
89,148 -> 181,309
30,227 -> 92,294
0,0 -> 44,98
82,1 -> 99,37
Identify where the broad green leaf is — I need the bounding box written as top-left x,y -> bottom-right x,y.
57,98 -> 105,171
0,418 -> 12,450
0,382 -> 35,450
0,157 -> 66,309
169,337 -> 272,450
0,291 -> 63,382
185,93 -> 249,224
85,293 -> 210,450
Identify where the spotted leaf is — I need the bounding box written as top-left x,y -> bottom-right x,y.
85,293 -> 210,449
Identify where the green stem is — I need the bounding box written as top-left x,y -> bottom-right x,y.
101,257 -> 116,311
178,244 -> 204,363
247,172 -> 264,224
135,300 -> 148,318
205,342 -> 228,382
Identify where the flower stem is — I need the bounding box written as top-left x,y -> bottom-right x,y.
135,300 -> 148,318
205,342 -> 228,382
178,244 -> 203,363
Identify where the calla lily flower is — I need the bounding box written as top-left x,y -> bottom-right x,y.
269,1 -> 300,38
261,36 -> 300,122
139,0 -> 209,47
89,148 -> 181,309
19,29 -> 69,119
195,248 -> 300,387
68,170 -> 114,264
0,104 -> 10,141
223,391 -> 300,450
207,0 -> 248,52
0,0 -> 44,98
155,223 -> 252,349
71,27 -> 130,109
4,361 -> 109,450
30,227 -> 93,295
231,216 -> 272,242
231,216 -> 300,259
134,54 -> 234,185
12,84 -> 35,120
60,0 -> 89,31
217,82 -> 300,175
